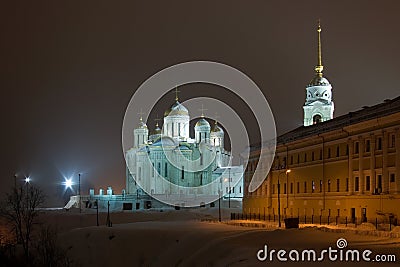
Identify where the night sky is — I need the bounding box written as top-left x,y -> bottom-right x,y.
1,1 -> 399,206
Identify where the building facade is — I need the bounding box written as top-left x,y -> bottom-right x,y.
243,97 -> 400,223
125,94 -> 244,207
243,23 -> 399,223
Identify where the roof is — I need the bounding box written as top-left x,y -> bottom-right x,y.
278,96 -> 400,144
250,96 -> 400,150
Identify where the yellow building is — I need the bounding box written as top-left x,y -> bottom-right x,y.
243,97 -> 400,223
243,23 -> 399,224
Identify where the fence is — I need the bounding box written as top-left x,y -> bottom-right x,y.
230,213 -> 398,231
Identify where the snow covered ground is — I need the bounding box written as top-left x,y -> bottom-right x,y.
38,208 -> 400,267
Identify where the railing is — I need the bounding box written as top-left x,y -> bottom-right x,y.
230,213 -> 398,231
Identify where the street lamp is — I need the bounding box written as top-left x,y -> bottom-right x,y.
78,173 -> 81,213
228,167 -> 231,208
278,169 -> 291,227
64,178 -> 73,189
25,176 -> 31,210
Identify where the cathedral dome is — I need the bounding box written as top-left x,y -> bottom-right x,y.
153,123 -> 161,134
164,101 -> 189,117
211,122 -> 224,134
195,118 -> 210,128
307,75 -> 331,87
138,120 -> 147,129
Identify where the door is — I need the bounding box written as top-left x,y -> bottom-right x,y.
351,208 -> 356,223
362,208 -> 367,222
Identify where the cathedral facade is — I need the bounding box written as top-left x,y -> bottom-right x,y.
125,95 -> 243,207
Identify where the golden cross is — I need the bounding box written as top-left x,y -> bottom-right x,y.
214,112 -> 220,124
199,104 -> 207,117
154,114 -> 161,127
138,109 -> 145,121
174,86 -> 180,101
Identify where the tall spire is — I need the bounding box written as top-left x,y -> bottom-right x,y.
314,19 -> 324,77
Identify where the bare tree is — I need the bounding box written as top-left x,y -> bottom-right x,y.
34,224 -> 73,267
0,184 -> 44,263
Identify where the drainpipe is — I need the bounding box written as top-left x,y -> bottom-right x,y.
318,134 -> 326,211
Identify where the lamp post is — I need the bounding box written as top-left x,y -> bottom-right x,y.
228,167 -> 231,209
286,170 -> 291,211
78,173 -> 81,213
25,177 -> 31,210
218,177 -> 222,222
278,169 -> 291,227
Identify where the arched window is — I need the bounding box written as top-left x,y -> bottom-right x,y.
313,114 -> 322,124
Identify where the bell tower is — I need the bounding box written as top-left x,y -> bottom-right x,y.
303,21 -> 334,126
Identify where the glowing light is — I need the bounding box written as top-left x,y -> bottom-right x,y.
286,169 -> 291,174
25,177 -> 31,183
64,178 -> 73,189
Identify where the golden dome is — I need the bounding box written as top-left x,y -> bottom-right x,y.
164,101 -> 189,117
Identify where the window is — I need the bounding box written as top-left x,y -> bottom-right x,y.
297,182 -> 300,193
290,155 -> 293,165
366,140 -> 371,152
312,152 -> 315,161
355,177 -> 359,191
377,175 -> 382,190
328,148 -> 331,158
284,183 -> 287,194
226,187 -> 229,193
346,178 -> 349,192
304,153 -> 307,162
391,134 -> 395,148
297,154 -> 300,163
312,180 -> 315,193
319,180 -> 323,192
355,142 -> 359,154
328,179 -> 331,192
290,183 -> 293,194
239,186 -> 242,193
313,114 -> 322,124
181,166 -> 185,179
377,137 -> 382,150
200,174 -> 203,185
336,179 -> 340,192
390,173 -> 395,183
304,181 -> 307,193
366,176 -> 370,191
346,145 -> 349,155
158,162 -> 161,174
336,146 -> 340,157
152,163 -> 155,177
319,150 -> 322,160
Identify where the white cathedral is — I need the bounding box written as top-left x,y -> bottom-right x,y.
124,94 -> 244,208
65,22 -> 332,211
